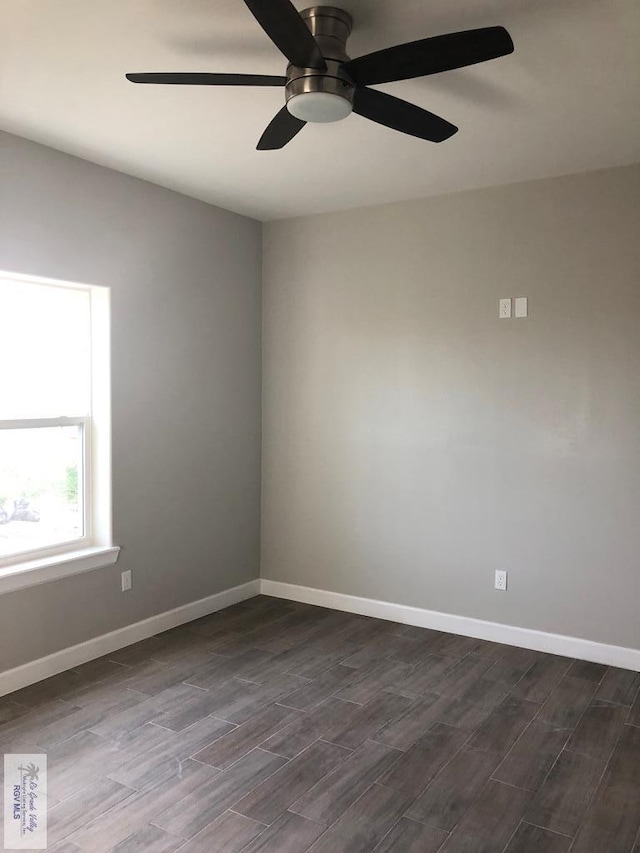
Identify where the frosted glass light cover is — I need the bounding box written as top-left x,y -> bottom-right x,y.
287,92 -> 353,123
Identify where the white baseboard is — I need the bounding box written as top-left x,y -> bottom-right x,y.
3,575 -> 638,697
0,579 -> 261,697
260,579 -> 640,672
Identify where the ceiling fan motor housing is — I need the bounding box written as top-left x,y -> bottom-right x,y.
286,6 -> 355,123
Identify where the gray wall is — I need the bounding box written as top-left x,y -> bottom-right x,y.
0,131 -> 262,670
262,164 -> 640,650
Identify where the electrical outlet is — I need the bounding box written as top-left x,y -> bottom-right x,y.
121,570 -> 132,592
499,298 -> 512,319
495,570 -> 508,591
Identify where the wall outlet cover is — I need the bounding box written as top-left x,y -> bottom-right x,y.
495,570 -> 508,591
499,298 -> 512,319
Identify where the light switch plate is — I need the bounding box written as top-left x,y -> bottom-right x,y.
499,298 -> 512,319
514,297 -> 528,318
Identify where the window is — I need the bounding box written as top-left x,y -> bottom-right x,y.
0,271 -> 118,592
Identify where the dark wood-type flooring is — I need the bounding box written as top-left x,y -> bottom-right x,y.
1,595 -> 639,852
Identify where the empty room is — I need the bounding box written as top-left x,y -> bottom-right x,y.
1,1 -> 639,851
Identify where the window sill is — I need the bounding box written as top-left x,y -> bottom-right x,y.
0,546 -> 121,595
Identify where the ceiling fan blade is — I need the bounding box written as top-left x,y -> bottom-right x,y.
242,0 -> 326,71
353,87 -> 457,143
126,73 -> 286,86
344,26 -> 514,86
257,106 -> 306,150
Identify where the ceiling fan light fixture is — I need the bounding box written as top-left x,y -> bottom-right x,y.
126,2 -> 514,150
286,90 -> 352,123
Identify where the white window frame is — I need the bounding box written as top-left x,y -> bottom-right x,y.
0,416 -> 91,564
0,271 -> 119,594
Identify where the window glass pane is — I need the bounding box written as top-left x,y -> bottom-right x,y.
0,425 -> 84,558
0,279 -> 91,418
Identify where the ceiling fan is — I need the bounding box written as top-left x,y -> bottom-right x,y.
126,1 -> 514,150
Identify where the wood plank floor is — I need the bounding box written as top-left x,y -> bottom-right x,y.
1,595 -> 639,852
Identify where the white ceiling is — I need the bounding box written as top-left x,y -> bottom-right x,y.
1,0 -> 639,220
